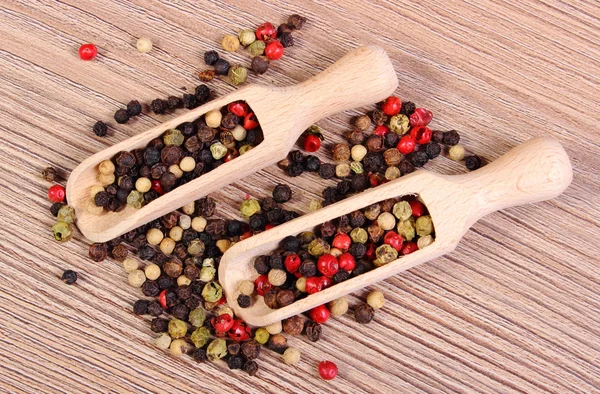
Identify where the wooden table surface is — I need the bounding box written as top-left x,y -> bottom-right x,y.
1,1 -> 599,393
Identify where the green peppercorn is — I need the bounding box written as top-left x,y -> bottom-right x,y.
397,218 -> 416,241
127,190 -> 144,209
201,281 -> 223,302
254,327 -> 270,345
206,338 -> 228,362
57,205 -> 76,224
350,227 -> 368,244
350,161 -> 364,174
240,198 -> 261,218
389,114 -> 410,134
248,40 -> 266,56
228,65 -> 248,86
168,318 -> 187,339
417,234 -> 434,249
199,266 -> 216,282
297,231 -> 316,246
239,145 -> 253,155
52,221 -> 73,242
307,238 -> 330,257
188,308 -> 206,327
163,129 -> 184,146
392,201 -> 412,221
210,142 -> 228,160
239,29 -> 256,46
364,203 -> 381,220
415,215 -> 434,236
187,239 -> 205,256
190,326 -> 211,348
375,244 -> 398,266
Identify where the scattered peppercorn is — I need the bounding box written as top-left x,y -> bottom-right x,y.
355,303 -> 375,324
61,270 -> 77,285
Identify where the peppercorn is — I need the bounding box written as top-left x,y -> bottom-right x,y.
240,198 -> 260,217
335,163 -> 351,178
283,347 -> 301,365
383,148 -> 402,166
113,108 -> 129,124
243,360 -> 259,376
222,34 -> 240,52
239,340 -> 260,360
235,294 -> 250,308
448,144 -> 466,161
204,50 -> 219,65
138,244 -> 156,261
228,65 -> 248,86
397,219 -> 416,241
333,269 -> 350,283
410,151 -> 429,167
151,317 -> 169,332
125,100 -> 142,117
206,338 -> 227,361
355,303 -> 375,324
282,316 -> 304,335
131,299 -> 149,316
111,244 -> 128,261
128,269 -> 146,287
315,163 -> 334,180
442,130 -> 460,145
60,269 -> 77,285
415,215 -> 434,236
399,159 -> 415,175
226,355 -> 243,370
288,14 -> 306,29
198,69 -> 215,82
465,155 -> 483,171
279,32 -> 294,47
287,162 -> 303,177
248,40 -> 266,56
331,143 -> 351,162
150,99 -> 168,115
365,135 -> 384,153
89,243 -> 108,262
148,300 -> 165,316
425,142 -> 441,159
180,93 -> 197,109
49,202 -> 63,217
372,109 -> 388,125
171,304 -> 190,321
268,333 -> 288,354
418,234 -> 434,249
192,348 -> 207,362
213,58 -> 230,75
92,121 -> 108,137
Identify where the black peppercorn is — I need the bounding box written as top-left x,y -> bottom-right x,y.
228,342 -> 241,356
299,260 -> 317,277
261,197 -> 277,212
269,254 -> 284,270
283,210 -> 299,223
266,208 -> 283,225
171,304 -> 189,320
318,163 -> 336,179
243,360 -> 259,376
304,321 -> 321,342
279,32 -> 294,47
337,179 -> 352,195
150,99 -> 168,115
133,299 -> 150,315
277,290 -> 295,307
351,261 -> 369,277
150,317 -> 169,332
61,270 -> 77,285
249,213 -> 267,232
195,84 -> 210,103
400,101 -> 416,116
196,197 -> 216,217
287,163 -> 303,177
94,191 -> 109,207
142,280 -> 160,297
89,243 -> 108,262
181,93 -> 197,109
384,132 -> 400,148
158,275 -> 176,290
283,316 -> 304,335
355,303 -> 375,324
148,302 -> 164,317
165,289 -> 178,308
115,151 -> 137,169
92,121 -> 108,137
399,160 -> 416,175
251,56 -> 269,74
263,290 -> 279,309
50,202 -> 64,217
213,58 -> 230,75
167,96 -> 182,109
192,348 -> 207,362
277,23 -> 294,35
303,155 -> 320,172
227,355 -> 244,370
204,50 -> 219,66
333,270 -> 350,283
281,235 -> 300,252
137,244 -> 156,261
349,243 -> 366,259
288,14 -> 306,29
442,130 -> 460,146
111,244 -> 128,262
237,294 -> 251,308
410,151 -> 429,167
126,100 -> 142,116
114,108 -> 130,124
241,340 -> 261,360
253,255 -> 270,274
372,109 -> 388,125
176,285 -> 193,300
465,155 -> 483,171
362,152 -> 383,173
425,142 -> 441,159
272,184 -> 292,203
267,334 -> 288,354
432,130 -> 444,143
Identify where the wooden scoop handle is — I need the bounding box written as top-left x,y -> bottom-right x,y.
455,136 -> 573,230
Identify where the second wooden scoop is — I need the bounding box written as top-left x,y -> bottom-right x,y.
67,46 -> 397,242
219,136 -> 572,327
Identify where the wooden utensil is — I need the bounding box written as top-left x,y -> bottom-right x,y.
66,46 -> 398,242
219,136 -> 572,327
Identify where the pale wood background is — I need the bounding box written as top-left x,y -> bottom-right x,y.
0,0 -> 599,393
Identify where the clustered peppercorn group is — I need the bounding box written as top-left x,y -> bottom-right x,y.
88,99 -> 264,214
244,196 -> 434,323
279,96 -> 483,206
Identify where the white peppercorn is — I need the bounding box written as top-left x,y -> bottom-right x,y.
329,297 -> 349,316
417,234 -> 434,249
182,202 -> 195,215
366,290 -> 385,309
448,145 -> 466,161
146,228 -> 164,245
136,37 -> 153,53
335,163 -> 351,178
144,264 -> 161,280
155,333 -> 171,350
168,165 -> 183,179
169,226 -> 183,242
135,177 -> 151,193
98,173 -> 115,187
283,347 -> 301,365
159,237 -> 176,255
205,110 -> 222,128
98,160 -> 115,175
268,269 -> 287,286
231,125 -> 247,141
385,166 -> 400,180
296,277 -> 306,292
265,321 -> 282,335
179,157 -> 196,172
377,212 -> 396,231
128,269 -> 146,287
179,215 -> 191,229
122,257 -> 139,273
89,184 -> 105,198
239,280 -> 255,296
177,275 -> 192,286
191,216 -> 207,232
351,145 -> 367,162
170,339 -> 190,357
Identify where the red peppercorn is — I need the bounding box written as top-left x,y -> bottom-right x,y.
158,289 -> 167,309
254,274 -> 272,296
218,295 -> 227,305
305,276 -> 323,294
224,148 -> 239,163
48,184 -> 66,203
332,233 -> 351,251
227,101 -> 249,117
294,271 -> 302,278
240,231 -> 253,240
401,241 -> 419,255
265,41 -> 284,60
256,22 -> 277,41
228,319 -> 251,341
284,254 -> 301,273
383,231 -> 404,252
381,96 -> 402,116
317,254 -> 339,277
397,135 -> 416,155
338,253 -> 356,272
409,200 -> 425,217
374,125 -> 390,136
309,305 -> 330,324
243,112 -> 259,130
368,173 -> 381,187
78,43 -> 98,61
365,243 -> 376,260
151,179 -> 164,194
303,134 -> 322,152
410,126 -> 432,145
409,108 -> 433,127
320,276 -> 332,289
212,313 -> 234,333
318,360 -> 338,380
265,223 -> 275,230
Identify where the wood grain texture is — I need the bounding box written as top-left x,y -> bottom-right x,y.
0,0 -> 598,393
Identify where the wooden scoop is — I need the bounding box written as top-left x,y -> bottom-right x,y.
219,136 -> 572,327
66,46 -> 398,242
